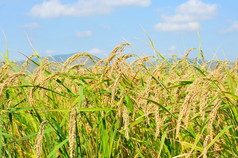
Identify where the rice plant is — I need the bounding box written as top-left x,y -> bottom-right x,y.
0,42 -> 237,157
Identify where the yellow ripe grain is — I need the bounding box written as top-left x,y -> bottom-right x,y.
155,106 -> 163,138
208,98 -> 222,140
0,73 -> 26,95
110,72 -> 122,105
201,135 -> 211,158
69,108 -> 77,158
35,121 -> 48,158
123,106 -> 130,140
176,78 -> 201,138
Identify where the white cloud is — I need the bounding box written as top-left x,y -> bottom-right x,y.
103,0 -> 150,7
161,14 -> 195,23
223,22 -> 238,33
154,0 -> 217,32
174,0 -> 216,21
76,30 -> 93,38
168,45 -> 177,52
87,48 -> 105,54
30,0 -> 151,18
154,22 -> 200,32
23,22 -> 40,29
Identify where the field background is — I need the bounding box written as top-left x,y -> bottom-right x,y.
0,43 -> 238,157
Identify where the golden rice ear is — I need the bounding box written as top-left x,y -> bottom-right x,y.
63,53 -> 100,69
184,48 -> 196,58
208,99 -> 222,140
69,108 -> 77,158
122,106 -> 130,140
176,78 -> 202,138
130,55 -> 154,67
0,73 -> 26,96
63,53 -> 87,68
154,106 -> 162,138
201,135 -> 211,158
111,43 -> 130,54
35,121 -> 48,158
93,58 -> 105,69
110,72 -> 122,105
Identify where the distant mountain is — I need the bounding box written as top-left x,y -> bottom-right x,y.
0,53 -> 101,73
47,53 -> 101,66
0,53 -> 235,73
47,53 -> 79,63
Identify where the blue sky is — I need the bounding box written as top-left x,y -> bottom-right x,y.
0,0 -> 237,61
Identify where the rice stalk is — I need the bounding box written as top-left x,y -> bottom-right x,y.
0,43 -> 237,157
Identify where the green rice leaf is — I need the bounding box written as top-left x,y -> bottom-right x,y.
47,139 -> 68,158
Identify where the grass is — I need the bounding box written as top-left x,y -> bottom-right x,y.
0,42 -> 238,157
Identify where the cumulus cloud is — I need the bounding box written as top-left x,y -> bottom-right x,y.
103,0 -> 151,7
154,22 -> 200,32
223,22 -> 238,33
154,0 -> 217,32
168,45 -> 177,52
172,0 -> 216,21
76,30 -> 93,38
30,0 -> 151,18
23,22 -> 40,29
87,48 -> 105,54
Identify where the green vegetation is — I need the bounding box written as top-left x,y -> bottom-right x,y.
0,42 -> 238,157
